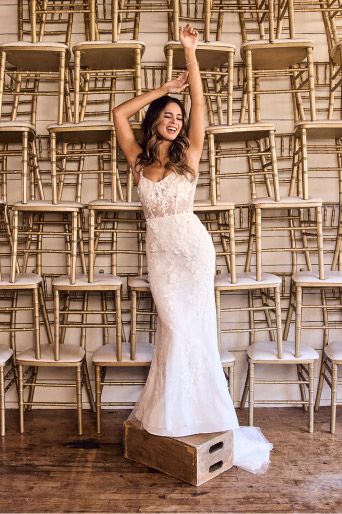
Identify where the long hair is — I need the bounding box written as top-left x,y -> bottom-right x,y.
137,96 -> 195,178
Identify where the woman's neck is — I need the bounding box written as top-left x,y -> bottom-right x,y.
158,139 -> 171,166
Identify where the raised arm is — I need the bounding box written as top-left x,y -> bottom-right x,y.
180,24 -> 204,170
113,75 -> 189,184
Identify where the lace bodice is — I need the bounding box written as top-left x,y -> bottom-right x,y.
137,169 -> 197,219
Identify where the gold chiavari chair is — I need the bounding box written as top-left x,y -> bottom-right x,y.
0,201 -> 53,435
315,338 -> 342,433
18,0 -> 96,45
205,0 -> 277,44
209,201 -> 285,414
10,145 -> 95,435
246,282 -> 319,432
238,2 -> 316,124
282,121 -> 342,432
17,286 -> 94,434
89,203 -> 153,433
0,41 -> 70,128
0,203 -> 44,436
232,202 -> 320,432
321,1 -> 342,119
71,0 -> 145,124
95,0 -> 179,42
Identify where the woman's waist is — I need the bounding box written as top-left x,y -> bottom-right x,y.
145,210 -> 196,223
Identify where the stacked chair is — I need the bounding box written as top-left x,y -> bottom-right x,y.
0,0 -> 341,436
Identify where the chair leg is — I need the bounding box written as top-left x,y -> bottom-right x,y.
26,367 -> 38,412
76,365 -> 83,436
95,365 -> 101,434
315,353 -> 327,412
39,284 -> 52,345
0,366 -> 5,436
130,290 -> 137,360
240,366 -> 249,409
331,362 -> 338,434
228,365 -> 234,404
18,364 -> 24,434
248,361 -> 255,426
83,360 -> 95,413
309,362 -> 315,434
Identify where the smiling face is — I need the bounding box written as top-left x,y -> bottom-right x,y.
156,102 -> 183,141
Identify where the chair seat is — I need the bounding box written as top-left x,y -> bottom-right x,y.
215,272 -> 281,290
73,40 -> 145,69
247,341 -> 319,362
17,344 -> 85,365
53,274 -> 122,290
164,41 -> 236,69
205,122 -> 275,142
220,347 -> 235,366
128,275 -> 150,289
0,345 -> 13,366
240,39 -> 315,69
291,270 -> 342,286
92,342 -> 153,366
251,196 -> 323,208
0,121 -> 36,143
1,41 -> 70,72
294,120 -> 342,139
48,121 -> 114,144
0,272 -> 42,288
88,200 -> 142,211
325,342 -> 342,363
12,200 -> 84,212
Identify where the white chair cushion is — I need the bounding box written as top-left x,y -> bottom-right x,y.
0,345 -> 13,366
292,270 -> 342,286
215,272 -> 281,288
17,344 -> 85,364
247,341 -> 319,361
325,342 -> 342,362
128,275 -> 150,288
53,273 -> 122,288
220,347 -> 235,366
92,342 -> 153,365
0,272 -> 42,286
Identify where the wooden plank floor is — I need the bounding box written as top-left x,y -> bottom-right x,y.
0,408 -> 341,513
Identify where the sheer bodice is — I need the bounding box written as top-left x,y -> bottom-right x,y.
137,170 -> 196,219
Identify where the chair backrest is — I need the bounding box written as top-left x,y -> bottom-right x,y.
49,125 -> 119,204
18,0 -> 96,44
88,204 -> 148,282
206,0 -> 295,43
0,43 -> 70,126
206,124 -> 280,204
0,125 -> 44,204
94,0 -> 178,42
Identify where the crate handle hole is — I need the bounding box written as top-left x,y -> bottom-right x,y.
209,441 -> 223,454
209,461 -> 223,473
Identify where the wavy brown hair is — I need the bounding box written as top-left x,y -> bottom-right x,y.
137,96 -> 195,179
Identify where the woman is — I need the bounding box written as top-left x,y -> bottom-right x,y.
113,24 -> 272,474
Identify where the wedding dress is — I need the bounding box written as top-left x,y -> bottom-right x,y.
132,167 -> 272,474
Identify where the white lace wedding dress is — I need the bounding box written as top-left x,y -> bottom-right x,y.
132,168 -> 272,474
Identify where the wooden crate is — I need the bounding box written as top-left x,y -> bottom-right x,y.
123,415 -> 234,486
